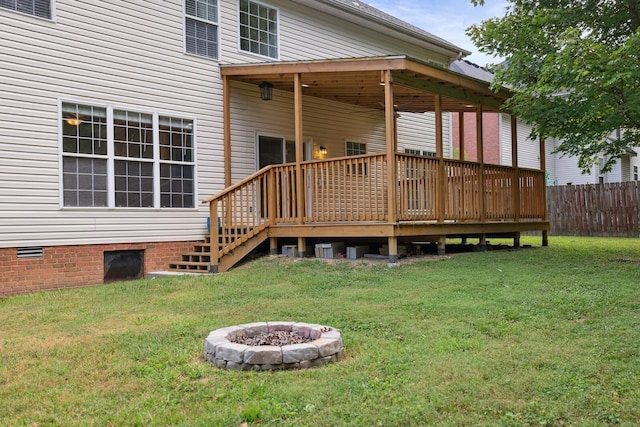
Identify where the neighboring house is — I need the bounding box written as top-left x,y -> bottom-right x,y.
448,60 -> 540,169
545,134 -> 640,185
0,0 -> 548,295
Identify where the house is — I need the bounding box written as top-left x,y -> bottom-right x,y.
0,0 -> 548,295
545,133 -> 640,186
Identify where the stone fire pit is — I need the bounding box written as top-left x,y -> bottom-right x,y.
203,322 -> 344,371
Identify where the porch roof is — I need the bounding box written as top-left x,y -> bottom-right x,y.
220,55 -> 511,113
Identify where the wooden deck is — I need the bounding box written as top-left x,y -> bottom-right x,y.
169,56 -> 549,273
190,153 -> 548,272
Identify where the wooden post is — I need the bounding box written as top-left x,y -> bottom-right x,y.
223,75 -> 231,188
294,73 -> 306,256
210,199 -> 219,273
387,236 -> 398,264
268,168 -> 277,255
437,236 -> 446,256
383,70 -> 398,263
479,234 -> 487,252
459,112 -> 466,220
458,112 -> 465,160
436,94 -> 446,223
476,106 -> 485,222
511,115 -> 520,222
384,70 -> 397,224
540,136 -> 549,246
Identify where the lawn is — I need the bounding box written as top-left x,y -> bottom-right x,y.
1,236 -> 639,426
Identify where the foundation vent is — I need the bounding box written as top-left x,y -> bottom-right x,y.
104,250 -> 144,283
17,247 -> 44,258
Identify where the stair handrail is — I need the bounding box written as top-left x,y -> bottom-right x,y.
202,164 -> 276,204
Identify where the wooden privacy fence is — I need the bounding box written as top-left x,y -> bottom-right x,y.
547,182 -> 640,237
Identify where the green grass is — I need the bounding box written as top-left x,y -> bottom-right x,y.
1,236 -> 639,426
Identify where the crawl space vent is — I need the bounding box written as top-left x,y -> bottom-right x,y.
104,250 -> 144,283
17,247 -> 44,258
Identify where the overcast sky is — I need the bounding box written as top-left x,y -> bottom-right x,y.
364,0 -> 509,66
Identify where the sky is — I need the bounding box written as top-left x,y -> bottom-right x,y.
364,0 -> 509,66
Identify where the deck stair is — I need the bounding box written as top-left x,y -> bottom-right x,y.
168,226 -> 264,273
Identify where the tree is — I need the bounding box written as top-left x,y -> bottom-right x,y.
468,0 -> 640,172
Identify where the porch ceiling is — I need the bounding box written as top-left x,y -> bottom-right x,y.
220,55 -> 511,113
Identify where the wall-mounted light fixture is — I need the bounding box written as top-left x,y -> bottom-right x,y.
259,81 -> 274,101
319,145 -> 327,155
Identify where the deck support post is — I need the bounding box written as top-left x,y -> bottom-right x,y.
297,237 -> 306,258
387,236 -> 398,264
437,236 -> 446,256
514,232 -> 521,249
270,237 -> 278,255
479,234 -> 487,252
542,231 -> 549,247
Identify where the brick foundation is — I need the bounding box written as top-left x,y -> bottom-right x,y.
0,240 -> 198,296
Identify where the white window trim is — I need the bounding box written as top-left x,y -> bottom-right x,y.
184,0 -> 221,60
237,0 -> 280,60
58,99 -> 198,210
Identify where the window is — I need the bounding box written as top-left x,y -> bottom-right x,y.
159,117 -> 195,208
239,0 -> 278,58
62,104 -> 108,207
61,102 -> 195,209
346,141 -> 366,175
113,110 -> 154,207
634,166 -> 638,181
0,0 -> 51,19
185,0 -> 219,59
404,148 -> 436,157
346,141 -> 366,156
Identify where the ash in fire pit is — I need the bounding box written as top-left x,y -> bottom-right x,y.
232,330 -> 312,346
203,322 -> 344,371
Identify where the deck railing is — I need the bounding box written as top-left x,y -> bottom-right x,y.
205,153 -> 545,267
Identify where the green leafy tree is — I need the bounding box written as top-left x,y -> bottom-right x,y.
468,0 -> 640,172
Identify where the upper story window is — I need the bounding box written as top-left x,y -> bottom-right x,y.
239,0 -> 278,59
61,102 -> 195,209
634,165 -> 638,181
1,0 -> 51,19
185,0 -> 219,59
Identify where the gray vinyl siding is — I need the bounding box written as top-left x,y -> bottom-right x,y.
229,82 -> 389,182
397,113 -> 450,158
1,0 -> 455,248
219,0 -> 451,65
500,115 -> 539,169
499,114 -> 511,166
